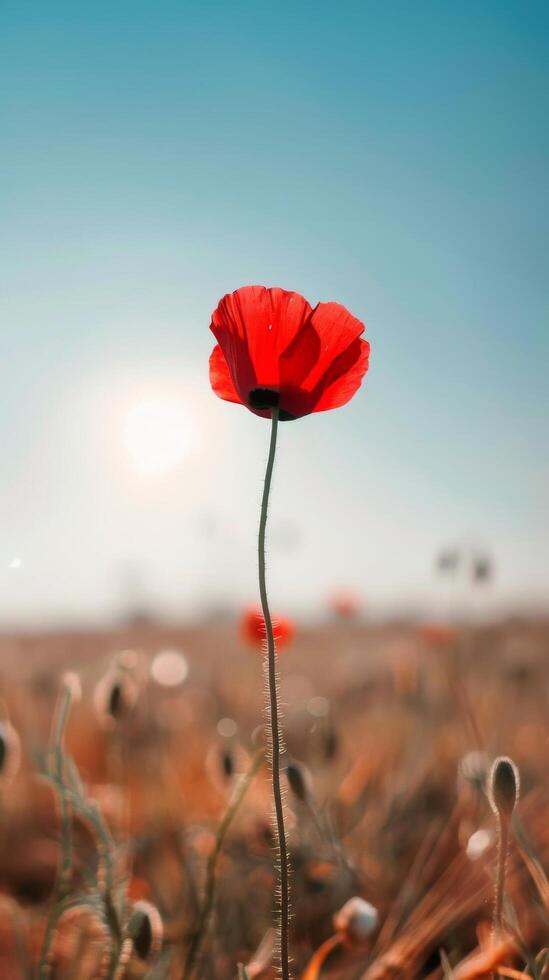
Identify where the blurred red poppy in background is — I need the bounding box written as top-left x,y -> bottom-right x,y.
209,285 -> 369,420
329,589 -> 362,619
240,606 -> 295,651
418,623 -> 457,649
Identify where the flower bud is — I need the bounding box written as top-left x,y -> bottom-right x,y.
108,682 -> 123,718
286,760 -> 310,803
220,747 -> 234,779
128,901 -> 163,961
61,672 -> 82,703
0,720 -> 21,784
322,725 -> 339,761
333,896 -> 379,945
489,756 -> 519,820
94,669 -> 138,728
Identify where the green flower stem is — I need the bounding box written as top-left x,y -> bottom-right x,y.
258,406 -> 291,980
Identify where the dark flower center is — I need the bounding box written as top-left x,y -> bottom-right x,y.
248,388 -> 279,409
248,388 -> 296,421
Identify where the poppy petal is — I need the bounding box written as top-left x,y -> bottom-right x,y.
209,344 -> 244,405
277,305 -> 368,416
301,302 -> 365,392
211,286 -> 313,401
313,337 -> 371,412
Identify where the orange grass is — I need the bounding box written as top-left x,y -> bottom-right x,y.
0,618 -> 547,978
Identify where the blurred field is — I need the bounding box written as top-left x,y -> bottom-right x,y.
0,617 -> 548,978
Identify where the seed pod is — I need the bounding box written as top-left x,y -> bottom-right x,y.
322,725 -> 339,761
128,901 -> 163,961
108,682 -> 123,717
286,760 -> 310,803
251,724 -> 264,748
0,720 -> 21,785
0,731 -> 7,771
220,747 -> 234,779
94,669 -> 138,728
205,741 -> 249,795
333,896 -> 379,945
489,756 -> 520,820
61,672 -> 82,703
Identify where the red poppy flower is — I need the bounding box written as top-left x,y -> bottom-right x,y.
209,286 -> 369,420
240,606 -> 295,651
417,623 -> 457,649
329,589 -> 362,619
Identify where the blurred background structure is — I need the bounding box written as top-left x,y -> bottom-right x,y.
1,2 -> 548,626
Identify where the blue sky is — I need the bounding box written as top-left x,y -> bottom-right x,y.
1,1 -> 548,623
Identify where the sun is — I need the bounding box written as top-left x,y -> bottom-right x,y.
122,395 -> 194,477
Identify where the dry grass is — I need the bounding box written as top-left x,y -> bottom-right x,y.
0,617 -> 547,978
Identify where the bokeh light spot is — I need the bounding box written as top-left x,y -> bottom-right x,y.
151,649 -> 189,686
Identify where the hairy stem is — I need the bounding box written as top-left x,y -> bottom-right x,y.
258,406 -> 291,980
38,683 -> 75,978
490,813 -> 510,980
494,814 -> 509,935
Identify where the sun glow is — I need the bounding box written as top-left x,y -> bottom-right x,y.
122,396 -> 194,477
